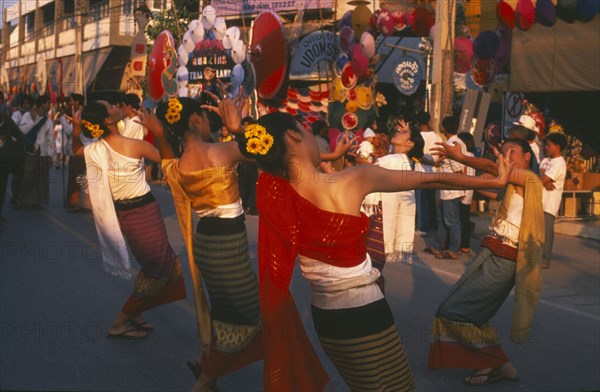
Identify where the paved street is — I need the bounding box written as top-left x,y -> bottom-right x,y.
1,171 -> 599,391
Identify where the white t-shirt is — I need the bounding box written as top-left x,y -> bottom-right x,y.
120,116 -> 146,140
19,111 -> 54,157
462,151 -> 476,205
540,156 -> 567,217
415,131 -> 443,173
439,135 -> 467,201
11,110 -> 24,126
357,140 -> 374,159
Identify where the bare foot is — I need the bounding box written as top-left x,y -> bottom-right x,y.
463,368 -> 493,385
190,373 -> 215,392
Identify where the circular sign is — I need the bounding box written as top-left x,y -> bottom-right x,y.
392,56 -> 422,95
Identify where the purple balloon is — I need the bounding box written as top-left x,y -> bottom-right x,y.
494,42 -> 511,74
536,0 -> 557,26
339,26 -> 356,54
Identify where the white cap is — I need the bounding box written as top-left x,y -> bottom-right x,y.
513,114 -> 537,133
363,128 -> 376,138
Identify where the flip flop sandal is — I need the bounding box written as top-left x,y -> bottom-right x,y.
463,369 -> 520,386
106,327 -> 147,340
186,361 -> 222,392
441,250 -> 459,260
426,247 -> 444,258
128,320 -> 156,332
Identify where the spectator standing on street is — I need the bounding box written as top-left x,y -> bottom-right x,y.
0,110 -> 26,218
427,116 -> 467,260
17,94 -> 54,208
539,132 -> 567,269
414,111 -> 443,236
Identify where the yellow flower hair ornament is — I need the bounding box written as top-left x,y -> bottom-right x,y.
81,119 -> 104,139
244,124 -> 273,156
165,97 -> 183,124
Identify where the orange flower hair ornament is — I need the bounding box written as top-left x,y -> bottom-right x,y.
81,119 -> 104,138
244,124 -> 273,155
165,97 -> 183,124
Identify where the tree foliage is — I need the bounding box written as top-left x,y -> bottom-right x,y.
146,0 -> 200,43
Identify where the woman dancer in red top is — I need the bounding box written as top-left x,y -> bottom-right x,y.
238,112 -> 512,391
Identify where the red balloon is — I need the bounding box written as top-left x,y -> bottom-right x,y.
497,1 -> 516,30
515,0 -> 536,30
411,7 -> 435,37
147,31 -> 175,101
454,37 -> 473,74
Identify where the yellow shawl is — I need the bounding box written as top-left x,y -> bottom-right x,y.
494,170 -> 545,343
161,159 -> 239,351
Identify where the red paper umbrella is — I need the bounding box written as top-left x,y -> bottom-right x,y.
411,7 -> 435,37
515,0 -> 536,30
148,30 -> 175,101
454,37 -> 473,74
250,11 -> 288,99
497,1 -> 516,30
471,58 -> 496,87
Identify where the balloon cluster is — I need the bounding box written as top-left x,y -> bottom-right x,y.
175,5 -> 247,97
497,0 -> 598,30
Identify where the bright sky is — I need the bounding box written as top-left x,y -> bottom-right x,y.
1,0 -> 21,26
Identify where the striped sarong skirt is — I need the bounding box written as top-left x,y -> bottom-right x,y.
194,215 -> 260,353
428,247 -> 515,370
116,193 -> 186,315
312,298 -> 415,392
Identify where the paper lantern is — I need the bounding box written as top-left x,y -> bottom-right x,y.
497,0 -> 516,30
339,11 -> 353,31
339,26 -> 356,53
515,0 -> 536,30
341,112 -> 359,130
577,0 -> 600,22
471,58 -> 497,87
335,53 -> 350,76
557,0 -> 578,23
178,86 -> 188,97
182,31 -> 195,53
346,101 -> 358,113
359,31 -> 375,59
341,62 -> 358,89
230,64 -> 245,95
370,10 -> 381,35
201,6 -> 216,29
378,9 -> 395,37
352,4 -> 372,40
473,31 -> 500,59
231,40 -> 246,65
411,7 -> 435,37
176,66 -> 189,87
223,26 -> 240,50
190,21 -> 205,43
536,0 -> 557,26
177,45 -> 189,67
392,11 -> 405,30
454,37 -> 474,74
213,17 -> 227,41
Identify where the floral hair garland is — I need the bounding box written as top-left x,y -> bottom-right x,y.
165,97 -> 183,124
244,124 -> 274,156
81,119 -> 104,139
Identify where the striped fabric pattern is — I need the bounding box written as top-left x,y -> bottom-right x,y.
116,199 -> 177,278
318,324 -> 415,392
194,230 -> 260,327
